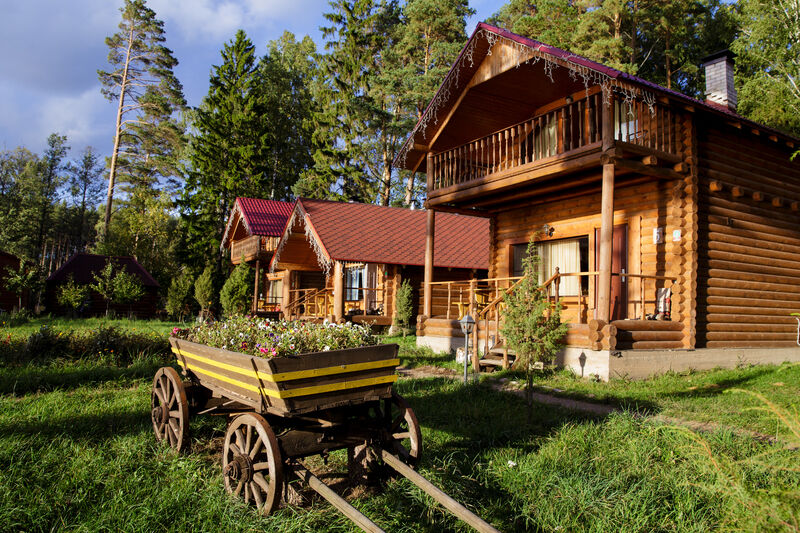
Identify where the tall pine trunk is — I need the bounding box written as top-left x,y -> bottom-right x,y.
103,26 -> 134,243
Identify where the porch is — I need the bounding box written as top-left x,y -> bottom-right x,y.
417,270 -> 681,371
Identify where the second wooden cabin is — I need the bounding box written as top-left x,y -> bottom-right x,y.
268,198 -> 489,327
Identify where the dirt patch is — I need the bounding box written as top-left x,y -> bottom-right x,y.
397,365 -> 458,380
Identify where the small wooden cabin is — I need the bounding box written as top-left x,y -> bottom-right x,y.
396,23 -> 800,379
220,197 -> 294,314
46,253 -> 160,317
269,198 -> 489,325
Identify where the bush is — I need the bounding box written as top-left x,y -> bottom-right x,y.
194,266 -> 215,319
165,270 -> 194,321
57,276 -> 89,316
393,279 -> 413,335
90,260 -> 116,314
112,269 -> 145,314
219,261 -> 253,316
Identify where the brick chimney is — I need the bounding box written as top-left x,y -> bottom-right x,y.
701,50 -> 737,112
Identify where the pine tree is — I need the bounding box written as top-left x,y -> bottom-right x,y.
501,237 -> 568,421
220,261 -> 254,316
98,0 -> 185,240
391,0 -> 474,205
181,30 -> 268,266
488,0 -> 578,50
33,134 -> 69,263
732,0 -> 800,137
67,147 -> 105,249
296,0 -> 401,204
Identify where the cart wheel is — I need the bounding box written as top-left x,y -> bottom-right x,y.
223,413 -> 283,515
151,367 -> 189,452
383,392 -> 422,466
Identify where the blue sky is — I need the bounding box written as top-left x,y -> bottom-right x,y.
0,0 -> 501,159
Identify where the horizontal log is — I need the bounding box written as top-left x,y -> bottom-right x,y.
701,258 -> 799,279
705,287 -> 800,304
697,295 -> 800,310
704,331 -> 795,341
702,193 -> 800,228
699,323 -> 797,333
705,340 -> 798,348
616,330 -> 684,342
624,340 -> 685,350
706,277 -> 800,295
705,231 -> 800,257
702,304 -> 800,317
701,313 -> 798,325
706,239 -> 800,265
612,319 -> 684,331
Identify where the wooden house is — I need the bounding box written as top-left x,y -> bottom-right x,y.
220,197 -> 294,314
268,198 -> 488,326
45,253 -> 160,317
395,23 -> 800,379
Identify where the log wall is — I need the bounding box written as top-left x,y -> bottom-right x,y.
696,121 -> 800,348
489,174 -> 691,339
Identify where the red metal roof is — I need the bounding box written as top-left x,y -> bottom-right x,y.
236,197 -> 294,237
48,253 -> 160,288
287,199 -> 489,270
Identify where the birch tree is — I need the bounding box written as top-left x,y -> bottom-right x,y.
98,0 -> 185,241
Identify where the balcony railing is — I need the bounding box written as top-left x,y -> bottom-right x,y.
428,92 -> 681,193
230,235 -> 280,264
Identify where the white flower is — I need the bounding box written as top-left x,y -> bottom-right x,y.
507,460 -> 517,468
323,345 -> 330,351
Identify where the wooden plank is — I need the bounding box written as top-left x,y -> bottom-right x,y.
424,209 -> 435,317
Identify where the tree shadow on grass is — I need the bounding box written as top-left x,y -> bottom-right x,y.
0,408 -> 151,443
0,361 -> 167,396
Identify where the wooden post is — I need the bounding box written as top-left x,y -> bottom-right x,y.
423,209 -> 435,317
598,95 -> 616,323
252,259 -> 260,313
426,151 -> 434,191
281,271 -> 291,319
333,261 -> 344,322
446,283 -> 451,320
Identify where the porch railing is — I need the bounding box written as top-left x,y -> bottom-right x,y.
231,235 -> 280,263
428,92 -> 681,194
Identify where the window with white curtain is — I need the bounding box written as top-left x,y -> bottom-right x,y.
513,237 -> 588,296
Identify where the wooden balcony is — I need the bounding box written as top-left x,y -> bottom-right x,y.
426,92 -> 682,204
230,235 -> 280,264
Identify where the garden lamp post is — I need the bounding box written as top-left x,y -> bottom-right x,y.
459,314 -> 475,384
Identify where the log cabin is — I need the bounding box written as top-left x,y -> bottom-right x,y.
220,197 -> 294,314
395,23 -> 800,379
268,198 -> 488,326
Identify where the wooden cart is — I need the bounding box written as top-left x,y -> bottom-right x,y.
152,338 -> 498,532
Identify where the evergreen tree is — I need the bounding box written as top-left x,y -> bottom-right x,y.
257,32 -> 318,201
194,266 -> 216,320
67,147 -> 105,249
32,134 -> 69,263
733,0 -> 800,137
181,30 -> 269,266
98,0 -> 186,240
296,0 -> 402,204
220,261 -> 253,316
391,0 -> 474,205
488,0 -> 578,50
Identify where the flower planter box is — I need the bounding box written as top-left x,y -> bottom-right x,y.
169,337 -> 400,415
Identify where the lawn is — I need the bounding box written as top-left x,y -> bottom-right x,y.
0,316 -> 182,338
1,324 -> 798,531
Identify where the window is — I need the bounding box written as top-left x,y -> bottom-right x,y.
512,237 -> 589,296
345,266 -> 363,301
523,116 -> 558,163
265,279 -> 282,304
614,101 -> 641,142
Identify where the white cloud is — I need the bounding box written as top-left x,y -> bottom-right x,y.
37,85 -> 112,152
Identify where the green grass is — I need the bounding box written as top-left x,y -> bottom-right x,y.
381,334 -> 460,370
0,316 -> 182,339
1,360 -> 799,532
504,363 -> 800,437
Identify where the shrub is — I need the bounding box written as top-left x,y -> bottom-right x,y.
90,260 -> 116,314
393,279 -> 413,335
501,235 -> 568,420
57,275 -> 89,316
220,261 -> 253,316
194,266 -> 215,319
112,269 -> 145,315
3,260 -> 44,311
165,270 -> 194,321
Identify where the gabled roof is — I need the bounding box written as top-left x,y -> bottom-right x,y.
221,197 -> 294,248
271,198 -> 489,271
396,22 -> 798,171
48,253 -> 160,288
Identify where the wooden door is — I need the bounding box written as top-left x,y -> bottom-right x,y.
594,224 -> 628,321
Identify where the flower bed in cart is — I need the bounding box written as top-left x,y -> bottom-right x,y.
169,317 -> 399,414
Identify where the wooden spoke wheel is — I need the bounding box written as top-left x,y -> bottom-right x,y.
381,392 -> 422,466
223,413 -> 283,515
151,367 -> 189,452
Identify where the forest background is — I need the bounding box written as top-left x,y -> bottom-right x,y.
0,0 -> 796,316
